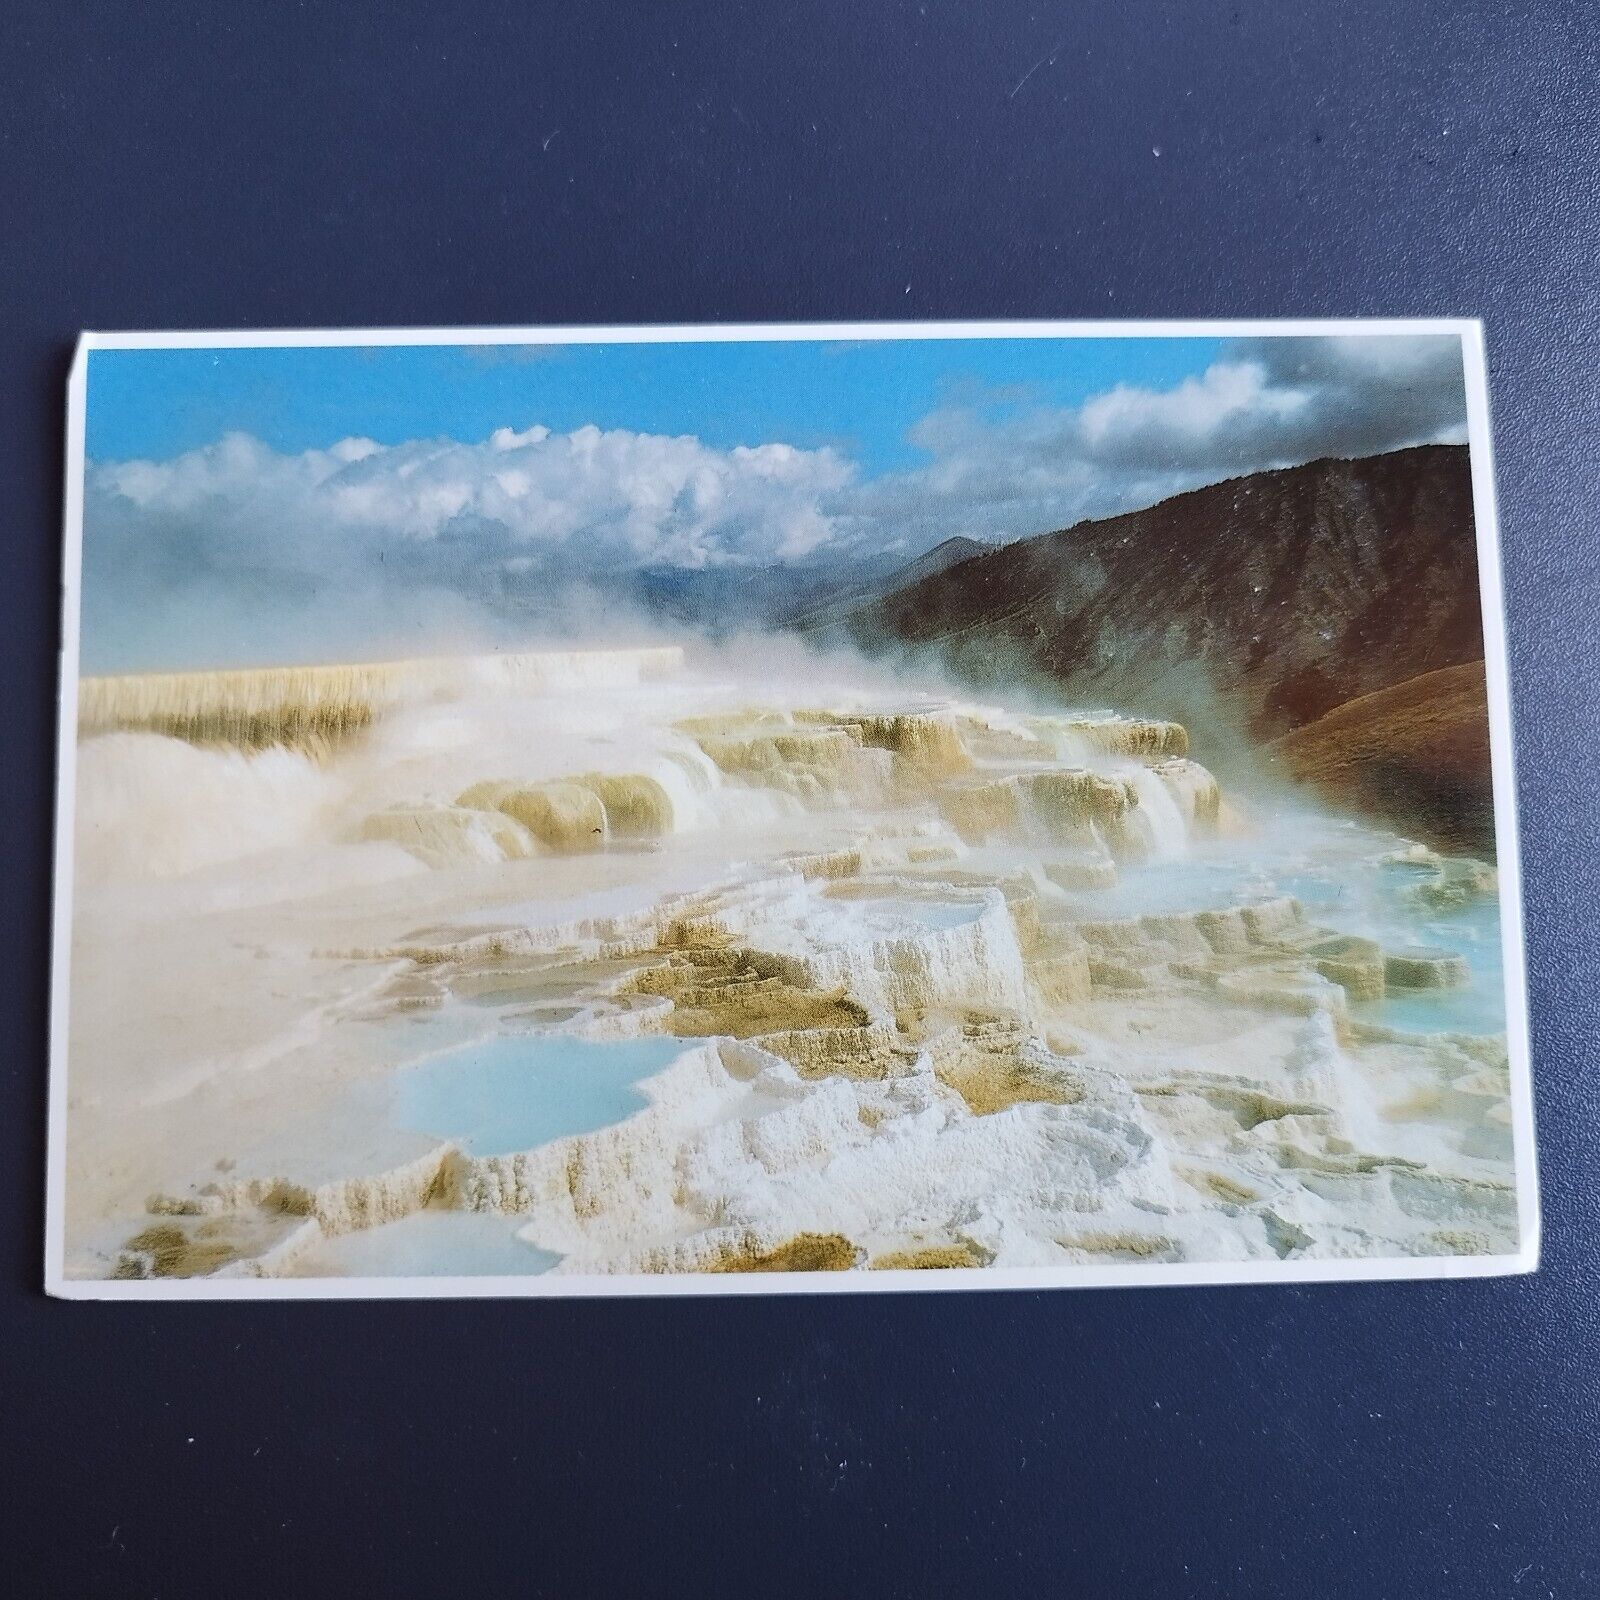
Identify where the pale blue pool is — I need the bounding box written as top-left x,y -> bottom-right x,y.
289,1209 -> 560,1277
394,1032 -> 698,1156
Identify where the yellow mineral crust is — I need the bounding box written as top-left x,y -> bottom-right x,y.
704,1232 -> 861,1272
359,803 -> 538,868
79,646 -> 683,748
459,779 -> 609,851
870,1242 -> 988,1270
627,947 -> 870,1042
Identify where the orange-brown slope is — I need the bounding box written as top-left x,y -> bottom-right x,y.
1264,660 -> 1494,852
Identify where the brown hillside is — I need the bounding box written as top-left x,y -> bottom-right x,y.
832,445 -> 1484,747
1264,660 -> 1495,852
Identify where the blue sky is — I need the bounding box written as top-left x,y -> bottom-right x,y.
86,336 -> 1227,472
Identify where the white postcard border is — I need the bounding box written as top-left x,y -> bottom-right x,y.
45,318 -> 1540,1301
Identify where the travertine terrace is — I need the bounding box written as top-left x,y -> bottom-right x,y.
64,646 -> 1517,1282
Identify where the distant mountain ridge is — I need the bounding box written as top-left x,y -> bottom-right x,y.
821,445 -> 1485,748
779,536 -> 991,629
486,536 -> 993,636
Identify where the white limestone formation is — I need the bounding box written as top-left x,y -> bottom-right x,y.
63,645 -> 1517,1283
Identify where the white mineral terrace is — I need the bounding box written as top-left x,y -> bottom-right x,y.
63,645 -> 1517,1281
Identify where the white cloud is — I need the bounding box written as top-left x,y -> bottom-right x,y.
1078,361 -> 1306,457
846,333 -> 1468,545
91,422 -> 857,570
488,424 -> 550,451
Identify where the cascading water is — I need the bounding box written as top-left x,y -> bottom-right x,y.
1127,764 -> 1190,858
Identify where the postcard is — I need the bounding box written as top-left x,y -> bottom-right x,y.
47,321 -> 1537,1297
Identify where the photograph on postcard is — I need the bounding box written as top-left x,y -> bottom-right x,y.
48,323 -> 1536,1296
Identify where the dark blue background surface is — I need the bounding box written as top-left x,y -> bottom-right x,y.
4,4 -> 1596,1593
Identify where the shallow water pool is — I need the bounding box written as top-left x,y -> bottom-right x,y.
1355,883 -> 1507,1036
393,1032 -> 700,1156
289,1208 -> 559,1278
1050,823 -> 1510,1037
